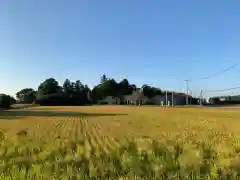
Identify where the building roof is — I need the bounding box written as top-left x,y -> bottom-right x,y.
102,96 -> 120,100
123,89 -> 147,101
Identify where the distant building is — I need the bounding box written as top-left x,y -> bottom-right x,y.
148,94 -> 186,106
98,96 -> 120,105
123,89 -> 148,105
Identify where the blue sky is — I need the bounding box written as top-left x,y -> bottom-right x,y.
1,0 -> 239,98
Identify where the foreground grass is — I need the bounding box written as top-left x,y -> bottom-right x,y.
1,106 -> 240,179
1,131 -> 240,179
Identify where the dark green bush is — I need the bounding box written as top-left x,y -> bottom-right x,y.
0,94 -> 11,109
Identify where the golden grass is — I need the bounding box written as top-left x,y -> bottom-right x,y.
1,105 -> 240,154
1,105 -> 240,179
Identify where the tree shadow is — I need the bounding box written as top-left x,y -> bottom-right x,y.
0,110 -> 128,120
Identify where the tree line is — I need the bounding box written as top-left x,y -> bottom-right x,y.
209,95 -> 240,105
1,74 -> 193,108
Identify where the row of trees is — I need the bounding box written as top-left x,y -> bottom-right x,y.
0,74 -> 198,107
209,95 -> 240,105
14,74 -> 181,106
35,78 -> 92,105
8,74 -> 240,108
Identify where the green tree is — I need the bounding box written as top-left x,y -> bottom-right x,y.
75,80 -> 84,93
36,78 -> 63,105
0,94 -> 11,108
10,96 -> 16,105
100,74 -> 108,84
16,88 -> 36,103
91,85 -> 102,103
119,79 -> 137,96
63,79 -> 72,95
141,84 -> 157,98
62,79 -> 91,105
85,85 -> 92,101
209,97 -> 220,105
37,78 -> 60,95
71,80 -> 82,104
99,78 -> 118,98
130,84 -> 137,92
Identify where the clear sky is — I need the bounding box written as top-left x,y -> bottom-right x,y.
1,0 -> 239,98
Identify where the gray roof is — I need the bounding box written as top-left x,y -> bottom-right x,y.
101,96 -> 120,101
123,90 -> 148,101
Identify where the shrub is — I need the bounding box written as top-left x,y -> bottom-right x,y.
35,93 -> 67,106
0,94 -> 11,109
99,101 -> 108,105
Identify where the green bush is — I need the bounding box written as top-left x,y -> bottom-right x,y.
0,94 -> 11,108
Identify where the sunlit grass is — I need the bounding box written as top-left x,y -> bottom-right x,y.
0,105 -> 240,179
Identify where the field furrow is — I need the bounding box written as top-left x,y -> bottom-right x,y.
46,118 -> 68,144
93,123 -> 120,151
80,118 -> 110,155
59,116 -> 74,141
30,118 -> 59,140
74,116 -> 83,142
68,116 -> 77,142
83,118 -> 100,149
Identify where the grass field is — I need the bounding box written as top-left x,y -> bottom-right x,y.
1,106 -> 240,179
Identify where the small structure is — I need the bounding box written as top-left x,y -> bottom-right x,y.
149,94 -> 186,106
98,96 -> 120,105
123,89 -> 148,105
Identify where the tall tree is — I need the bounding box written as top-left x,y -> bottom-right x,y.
72,80 -> 82,104
119,79 -> 132,95
82,84 -> 91,104
75,80 -> 84,93
100,74 -> 108,84
16,88 -> 36,103
141,85 -> 157,98
37,78 -> 60,95
98,78 -> 118,98
84,85 -> 92,102
36,78 -> 63,105
130,84 -> 137,92
63,79 -> 72,95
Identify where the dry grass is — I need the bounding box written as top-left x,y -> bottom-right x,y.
1,106 -> 240,143
1,106 -> 240,154
1,105 -> 240,178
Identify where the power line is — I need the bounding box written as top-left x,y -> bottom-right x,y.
187,63 -> 239,82
184,63 -> 239,101
203,86 -> 240,92
155,63 -> 238,82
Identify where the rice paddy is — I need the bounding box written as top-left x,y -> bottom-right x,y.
1,106 -> 240,179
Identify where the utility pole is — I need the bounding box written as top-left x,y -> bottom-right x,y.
189,91 -> 192,105
165,90 -> 168,107
185,80 -> 189,105
200,90 -> 203,106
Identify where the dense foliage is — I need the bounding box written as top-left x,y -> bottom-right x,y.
0,94 -> 15,109
16,88 -> 36,104
14,74 -> 195,106
209,95 -> 240,105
